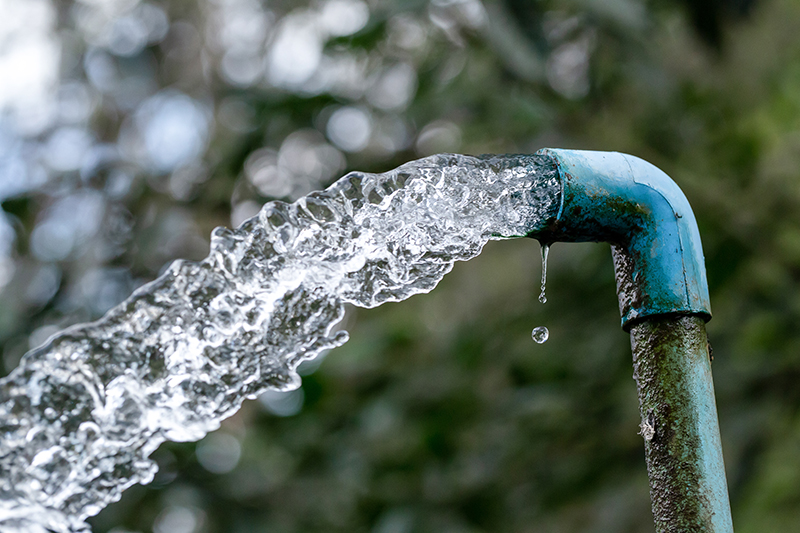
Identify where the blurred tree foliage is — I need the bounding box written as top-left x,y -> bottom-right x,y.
3,0 -> 800,531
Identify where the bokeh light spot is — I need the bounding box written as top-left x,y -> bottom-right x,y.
320,0 -> 369,37
326,106 -> 372,153
43,127 -> 93,172
267,13 -> 322,88
153,505 -> 205,533
195,432 -> 242,474
415,120 -> 461,156
367,63 -> 418,110
133,91 -> 210,173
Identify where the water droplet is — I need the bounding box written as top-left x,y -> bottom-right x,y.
539,242 -> 550,304
531,326 -> 549,344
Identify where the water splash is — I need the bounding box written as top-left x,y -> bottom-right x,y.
0,153 -> 561,532
531,326 -> 549,344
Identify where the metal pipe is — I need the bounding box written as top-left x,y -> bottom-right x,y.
630,315 -> 731,532
530,149 -> 733,532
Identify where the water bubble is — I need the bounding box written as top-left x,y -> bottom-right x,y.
531,326 -> 549,344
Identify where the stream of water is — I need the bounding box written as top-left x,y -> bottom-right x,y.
0,153 -> 560,532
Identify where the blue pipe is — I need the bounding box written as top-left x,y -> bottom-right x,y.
534,148 -> 711,329
530,149 -> 732,532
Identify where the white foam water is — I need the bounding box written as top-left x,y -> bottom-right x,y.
0,153 -> 560,532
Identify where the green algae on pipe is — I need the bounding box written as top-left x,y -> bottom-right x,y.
630,316 -> 732,533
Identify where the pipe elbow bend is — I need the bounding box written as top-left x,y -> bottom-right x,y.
533,149 -> 711,329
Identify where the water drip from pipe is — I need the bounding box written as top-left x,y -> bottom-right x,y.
538,242 -> 550,304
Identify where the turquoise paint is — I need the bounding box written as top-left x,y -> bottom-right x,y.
534,149 -> 711,329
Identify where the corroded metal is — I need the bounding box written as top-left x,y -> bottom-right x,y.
630,316 -> 732,533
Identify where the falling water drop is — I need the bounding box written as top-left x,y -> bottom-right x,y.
531,326 -> 549,344
539,242 -> 550,304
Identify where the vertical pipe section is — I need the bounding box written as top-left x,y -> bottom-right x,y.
629,315 -> 732,533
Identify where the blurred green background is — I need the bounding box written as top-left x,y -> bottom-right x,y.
2,0 -> 800,531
